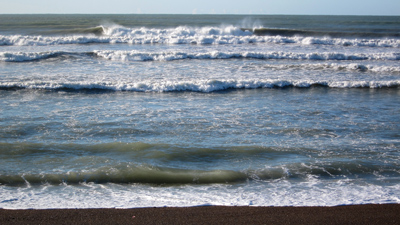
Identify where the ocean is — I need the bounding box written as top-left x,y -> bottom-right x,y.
0,14 -> 399,209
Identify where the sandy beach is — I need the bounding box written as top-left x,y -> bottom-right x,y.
1,204 -> 399,225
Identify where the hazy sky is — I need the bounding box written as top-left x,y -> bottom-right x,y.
1,0 -> 399,15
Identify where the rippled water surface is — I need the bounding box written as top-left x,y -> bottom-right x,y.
1,14 -> 399,209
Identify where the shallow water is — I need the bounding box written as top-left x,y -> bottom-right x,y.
0,14 -> 399,209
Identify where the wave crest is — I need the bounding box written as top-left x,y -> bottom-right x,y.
1,161 -> 397,186
1,25 -> 399,47
1,79 -> 399,92
3,50 -> 399,62
93,50 -> 400,61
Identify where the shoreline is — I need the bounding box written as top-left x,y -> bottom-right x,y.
1,204 -> 399,225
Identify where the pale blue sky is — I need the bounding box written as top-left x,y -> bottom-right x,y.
1,0 -> 399,15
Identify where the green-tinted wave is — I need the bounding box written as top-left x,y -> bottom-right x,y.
1,161 -> 398,186
0,164 -> 247,185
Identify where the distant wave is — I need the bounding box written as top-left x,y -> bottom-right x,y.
52,26 -> 105,36
1,25 -> 399,47
1,79 -> 399,92
2,50 -> 400,62
93,50 -> 400,62
245,28 -> 400,38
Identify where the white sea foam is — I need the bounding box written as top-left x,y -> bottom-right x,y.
2,50 -> 400,74
1,25 -> 399,47
0,51 -> 65,62
93,50 -> 400,61
2,50 -> 398,62
263,63 -> 400,73
1,79 -> 399,92
0,35 -> 110,46
1,15 -> 400,211
1,180 -> 399,209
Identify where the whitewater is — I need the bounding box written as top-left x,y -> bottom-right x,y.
0,14 -> 399,209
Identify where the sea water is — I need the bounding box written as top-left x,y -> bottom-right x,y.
0,14 -> 399,209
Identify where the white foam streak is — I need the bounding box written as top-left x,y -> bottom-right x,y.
0,35 -> 110,46
0,51 -> 63,62
94,50 -> 400,62
2,79 -> 399,92
265,63 -> 400,73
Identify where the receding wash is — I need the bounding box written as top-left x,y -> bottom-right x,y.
0,14 -> 399,209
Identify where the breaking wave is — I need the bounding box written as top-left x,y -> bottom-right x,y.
1,161 -> 398,185
93,50 -> 400,62
2,50 -> 400,62
1,25 -> 400,47
1,79 -> 399,92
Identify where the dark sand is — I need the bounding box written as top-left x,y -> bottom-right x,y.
1,204 -> 399,225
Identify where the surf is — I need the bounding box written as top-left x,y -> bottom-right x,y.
1,26 -> 399,47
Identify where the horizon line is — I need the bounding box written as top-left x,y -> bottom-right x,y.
0,13 -> 399,17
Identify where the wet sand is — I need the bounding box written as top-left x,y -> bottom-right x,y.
1,204 -> 399,225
